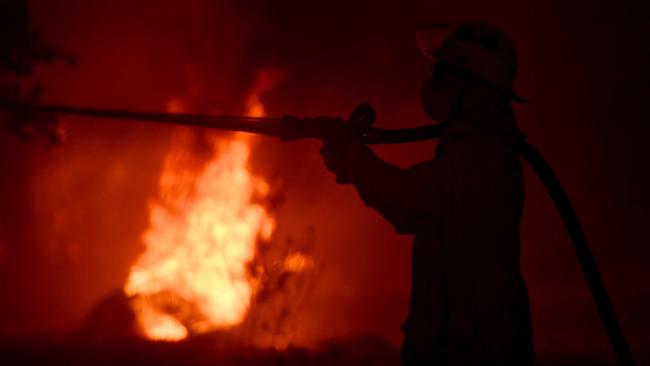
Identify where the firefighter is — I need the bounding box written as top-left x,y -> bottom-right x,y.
319,21 -> 534,365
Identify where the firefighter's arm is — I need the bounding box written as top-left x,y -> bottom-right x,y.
320,132 -> 438,235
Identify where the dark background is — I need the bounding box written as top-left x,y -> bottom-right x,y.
0,0 -> 648,364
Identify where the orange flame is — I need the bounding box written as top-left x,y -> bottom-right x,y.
124,68 -> 298,342
124,131 -> 275,341
124,98 -> 276,342
245,68 -> 287,118
283,252 -> 315,272
127,133 -> 275,338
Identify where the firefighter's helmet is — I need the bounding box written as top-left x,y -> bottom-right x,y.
416,21 -> 527,102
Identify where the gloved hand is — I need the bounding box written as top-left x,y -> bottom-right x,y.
318,116 -> 357,184
280,114 -> 358,184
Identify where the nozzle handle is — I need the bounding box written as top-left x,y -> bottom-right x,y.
347,102 -> 376,132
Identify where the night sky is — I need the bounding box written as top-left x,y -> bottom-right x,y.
0,0 -> 648,364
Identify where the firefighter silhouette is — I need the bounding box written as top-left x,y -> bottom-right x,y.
319,21 -> 534,365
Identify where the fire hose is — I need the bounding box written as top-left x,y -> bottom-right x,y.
1,101 -> 635,365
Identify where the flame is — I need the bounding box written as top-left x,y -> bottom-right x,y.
124,97 -> 275,341
123,68 -> 304,342
245,68 -> 287,118
283,252 -> 315,273
130,296 -> 189,341
124,132 -> 274,340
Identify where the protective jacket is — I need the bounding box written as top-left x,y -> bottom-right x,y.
338,115 -> 533,365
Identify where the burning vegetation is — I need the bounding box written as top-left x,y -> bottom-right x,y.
1,0 -> 324,350
122,67 -> 319,344
124,132 -> 275,341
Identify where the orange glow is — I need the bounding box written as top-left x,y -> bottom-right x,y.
124,91 -> 276,340
165,99 -> 185,114
130,296 -> 189,341
245,68 -> 287,118
283,252 -> 315,272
